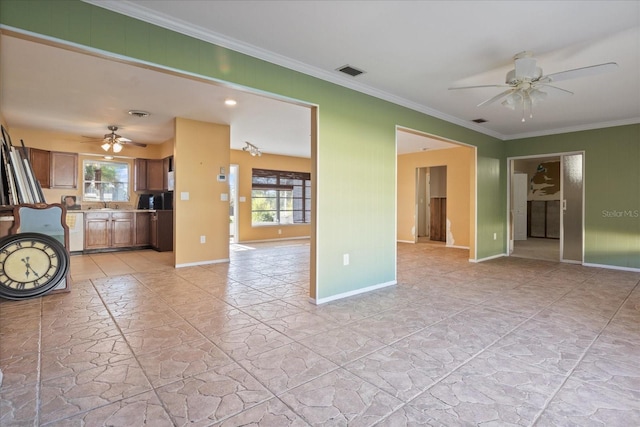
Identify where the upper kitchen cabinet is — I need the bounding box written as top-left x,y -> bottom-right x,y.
147,159 -> 163,191
29,148 -> 51,188
29,149 -> 77,189
51,152 -> 78,189
135,157 -> 172,192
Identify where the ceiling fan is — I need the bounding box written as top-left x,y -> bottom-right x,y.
83,125 -> 147,153
449,51 -> 618,122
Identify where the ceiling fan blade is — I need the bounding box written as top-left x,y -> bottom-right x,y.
515,57 -> 538,79
449,84 -> 510,90
540,62 -> 618,83
477,88 -> 517,107
115,136 -> 132,143
127,141 -> 147,148
536,84 -> 574,96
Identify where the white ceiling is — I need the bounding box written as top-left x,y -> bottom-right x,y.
2,0 -> 639,157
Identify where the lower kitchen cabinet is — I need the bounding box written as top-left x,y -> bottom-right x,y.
84,211 -> 134,250
150,210 -> 173,252
134,212 -> 150,246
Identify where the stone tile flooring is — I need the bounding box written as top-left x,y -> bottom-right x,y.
1,241 -> 639,426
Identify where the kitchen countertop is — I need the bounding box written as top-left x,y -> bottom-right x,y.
78,209 -> 157,213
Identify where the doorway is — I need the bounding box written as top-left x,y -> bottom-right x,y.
416,166 -> 447,243
508,153 -> 584,263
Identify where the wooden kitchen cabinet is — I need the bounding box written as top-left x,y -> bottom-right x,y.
146,159 -> 163,191
150,210 -> 173,252
134,158 -> 147,191
51,151 -> 78,188
134,158 -> 164,191
111,212 -> 134,247
84,212 -> 110,250
29,148 -> 51,188
134,212 -> 150,246
84,211 -> 134,250
28,149 -> 77,189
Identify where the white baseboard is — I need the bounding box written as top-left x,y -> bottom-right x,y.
470,253 -> 507,263
583,262 -> 640,273
312,280 -> 397,305
397,240 -> 415,244
175,258 -> 230,268
237,237 -> 310,244
447,244 -> 470,249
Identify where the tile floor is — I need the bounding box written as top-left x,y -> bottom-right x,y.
1,241 -> 639,426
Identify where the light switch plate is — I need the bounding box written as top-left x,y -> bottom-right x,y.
220,193 -> 228,201
180,192 -> 189,200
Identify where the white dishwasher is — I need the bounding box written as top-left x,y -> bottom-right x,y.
66,212 -> 84,252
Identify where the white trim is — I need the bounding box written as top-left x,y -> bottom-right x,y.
506,151 -> 585,264
237,236 -> 310,244
397,240 -> 416,244
447,245 -> 470,250
471,253 -> 506,263
503,118 -> 640,141
583,262 -> 640,273
175,258 -> 230,268
312,280 -> 397,305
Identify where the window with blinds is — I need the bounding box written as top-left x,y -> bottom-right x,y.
251,168 -> 311,225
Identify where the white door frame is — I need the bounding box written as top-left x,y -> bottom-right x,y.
506,151 -> 585,262
230,164 -> 239,243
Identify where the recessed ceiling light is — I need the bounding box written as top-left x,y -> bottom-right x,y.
128,110 -> 150,118
225,99 -> 237,106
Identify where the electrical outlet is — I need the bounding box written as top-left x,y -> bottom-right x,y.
343,254 -> 349,266
200,235 -> 206,244
493,232 -> 497,240
278,229 -> 282,235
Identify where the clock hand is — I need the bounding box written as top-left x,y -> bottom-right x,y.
21,257 -> 41,279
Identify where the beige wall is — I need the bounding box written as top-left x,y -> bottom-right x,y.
397,146 -> 475,252
230,149 -> 311,242
7,127 -> 172,207
174,118 -> 230,266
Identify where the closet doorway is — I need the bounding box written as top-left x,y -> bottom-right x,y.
508,152 -> 584,263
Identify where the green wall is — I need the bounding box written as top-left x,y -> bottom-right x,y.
506,124 -> 640,269
1,0 -> 507,299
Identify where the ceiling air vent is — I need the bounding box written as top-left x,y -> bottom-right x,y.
471,118 -> 487,123
337,65 -> 365,77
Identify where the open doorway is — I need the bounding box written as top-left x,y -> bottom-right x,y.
416,166 -> 447,243
508,153 -> 584,263
397,127 -> 476,258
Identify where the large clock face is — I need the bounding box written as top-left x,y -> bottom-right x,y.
0,232 -> 70,300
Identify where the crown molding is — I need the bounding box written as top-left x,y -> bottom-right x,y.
503,117 -> 640,140
82,1 -> 638,143
82,0 -> 505,141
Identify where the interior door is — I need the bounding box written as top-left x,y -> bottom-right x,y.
561,153 -> 584,263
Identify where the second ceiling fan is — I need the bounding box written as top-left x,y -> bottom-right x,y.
449,51 -> 618,122
84,125 -> 147,153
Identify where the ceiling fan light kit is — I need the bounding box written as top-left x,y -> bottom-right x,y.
449,51 -> 618,122
84,125 -> 148,152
